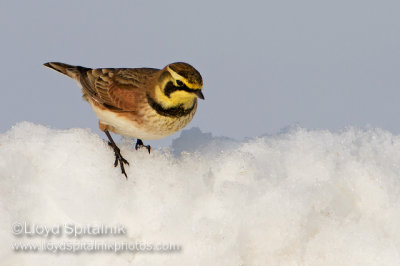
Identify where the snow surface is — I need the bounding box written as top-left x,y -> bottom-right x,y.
1,122 -> 400,265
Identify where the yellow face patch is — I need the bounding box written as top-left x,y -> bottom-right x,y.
154,84 -> 197,110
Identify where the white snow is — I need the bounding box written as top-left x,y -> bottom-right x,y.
1,122 -> 400,265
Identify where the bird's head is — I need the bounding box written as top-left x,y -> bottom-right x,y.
155,62 -> 204,109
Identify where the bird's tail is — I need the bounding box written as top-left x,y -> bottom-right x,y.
43,62 -> 89,79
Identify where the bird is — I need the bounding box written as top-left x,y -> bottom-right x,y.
44,62 -> 204,178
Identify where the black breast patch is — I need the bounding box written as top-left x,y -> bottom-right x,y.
146,93 -> 196,118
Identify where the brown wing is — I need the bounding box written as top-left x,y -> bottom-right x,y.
44,62 -> 160,111
81,67 -> 159,111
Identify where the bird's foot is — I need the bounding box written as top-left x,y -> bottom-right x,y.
108,141 -> 130,178
135,139 -> 151,154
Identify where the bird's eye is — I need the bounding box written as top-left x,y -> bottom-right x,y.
176,80 -> 184,87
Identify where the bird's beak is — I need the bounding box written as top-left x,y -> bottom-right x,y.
194,90 -> 205,100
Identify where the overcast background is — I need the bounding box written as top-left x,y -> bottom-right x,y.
1,0 -> 399,145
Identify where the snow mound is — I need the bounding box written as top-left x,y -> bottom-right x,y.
1,122 -> 400,266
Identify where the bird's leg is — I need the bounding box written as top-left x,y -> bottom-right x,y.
135,139 -> 151,154
104,130 -> 129,178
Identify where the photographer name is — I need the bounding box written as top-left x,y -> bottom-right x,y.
12,222 -> 127,238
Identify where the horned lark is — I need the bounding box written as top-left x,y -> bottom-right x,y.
44,62 -> 204,178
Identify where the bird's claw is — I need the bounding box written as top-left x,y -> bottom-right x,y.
108,141 -> 129,178
135,139 -> 151,154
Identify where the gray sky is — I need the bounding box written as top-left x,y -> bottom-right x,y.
1,0 -> 399,145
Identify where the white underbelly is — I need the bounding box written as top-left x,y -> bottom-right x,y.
91,103 -> 168,140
